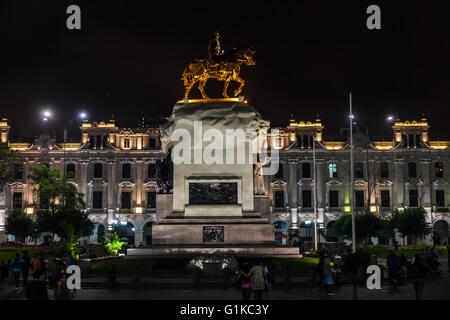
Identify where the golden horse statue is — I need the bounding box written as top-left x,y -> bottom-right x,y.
181,46 -> 256,99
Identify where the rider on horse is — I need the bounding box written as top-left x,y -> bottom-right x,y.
208,31 -> 224,69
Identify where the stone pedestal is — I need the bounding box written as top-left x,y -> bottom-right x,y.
151,99 -> 276,249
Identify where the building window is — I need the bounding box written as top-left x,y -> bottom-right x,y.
380,162 -> 389,178
123,138 -> 130,149
355,191 -> 364,208
89,136 -> 95,149
147,192 -> 156,209
435,162 -> 444,178
94,163 -> 103,179
354,162 -> 363,179
408,162 -> 417,178
409,190 -> 419,207
408,134 -> 414,148
148,164 -> 157,179
66,164 -> 75,178
302,190 -> 312,208
93,191 -> 102,209
329,190 -> 339,208
436,190 -> 445,207
302,163 -> 311,179
122,163 -> 131,179
328,163 -> 337,178
274,190 -> 284,208
274,164 -> 283,179
96,136 -> 102,149
381,190 -> 390,208
12,192 -> 22,209
149,138 -> 156,149
14,165 -> 23,180
121,192 -> 131,209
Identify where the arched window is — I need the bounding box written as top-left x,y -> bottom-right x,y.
408,162 -> 417,178
380,162 -> 389,178
274,163 -> 283,179
148,164 -> 157,179
329,163 -> 337,178
66,164 -> 75,178
122,163 -> 131,179
435,162 -> 444,178
354,162 -> 363,179
94,163 -> 103,178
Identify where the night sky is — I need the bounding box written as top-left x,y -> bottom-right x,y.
1,1 -> 450,142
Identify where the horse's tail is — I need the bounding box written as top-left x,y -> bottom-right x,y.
181,65 -> 192,86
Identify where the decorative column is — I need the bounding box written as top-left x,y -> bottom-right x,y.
316,160 -> 325,222
289,159 -> 298,228
80,160 -> 89,207
107,160 -> 116,231
135,160 -> 143,207
420,158 -> 432,224
394,159 -> 404,208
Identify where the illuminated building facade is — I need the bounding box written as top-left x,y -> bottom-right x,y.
0,116 -> 448,246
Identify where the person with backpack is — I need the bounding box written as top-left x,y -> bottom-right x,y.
21,251 -> 31,287
235,263 -> 252,300
246,262 -> 267,300
11,253 -> 24,290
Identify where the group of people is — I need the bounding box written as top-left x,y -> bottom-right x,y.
386,246 -> 446,300
0,251 -> 73,300
235,262 -> 272,300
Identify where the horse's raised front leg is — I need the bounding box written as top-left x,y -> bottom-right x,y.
222,78 -> 231,98
198,77 -> 210,99
233,76 -> 245,97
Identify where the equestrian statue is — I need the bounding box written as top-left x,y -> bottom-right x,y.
181,31 -> 255,99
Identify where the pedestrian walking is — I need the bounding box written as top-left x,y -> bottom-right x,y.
409,254 -> 431,300
322,254 -> 334,295
31,253 -> 42,276
22,251 -> 31,287
11,253 -> 23,290
263,264 -> 272,300
0,260 -> 9,283
235,263 -> 252,300
247,262 -> 267,300
387,249 -> 399,284
26,270 -> 49,300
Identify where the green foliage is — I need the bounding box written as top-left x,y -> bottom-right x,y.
103,232 -> 128,255
5,209 -> 36,240
391,207 -> 431,240
332,213 -> 385,243
0,143 -> 22,192
28,165 -> 84,211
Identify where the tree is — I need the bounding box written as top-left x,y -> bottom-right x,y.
5,209 -> 36,242
391,207 -> 431,245
332,213 -> 384,245
103,232 -> 128,255
28,165 -> 84,212
0,143 -> 22,192
29,165 -> 93,248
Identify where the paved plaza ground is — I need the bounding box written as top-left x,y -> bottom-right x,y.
1,271 -> 448,300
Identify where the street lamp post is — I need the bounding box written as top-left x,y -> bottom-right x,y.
350,92 -> 356,253
313,131 -> 318,251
